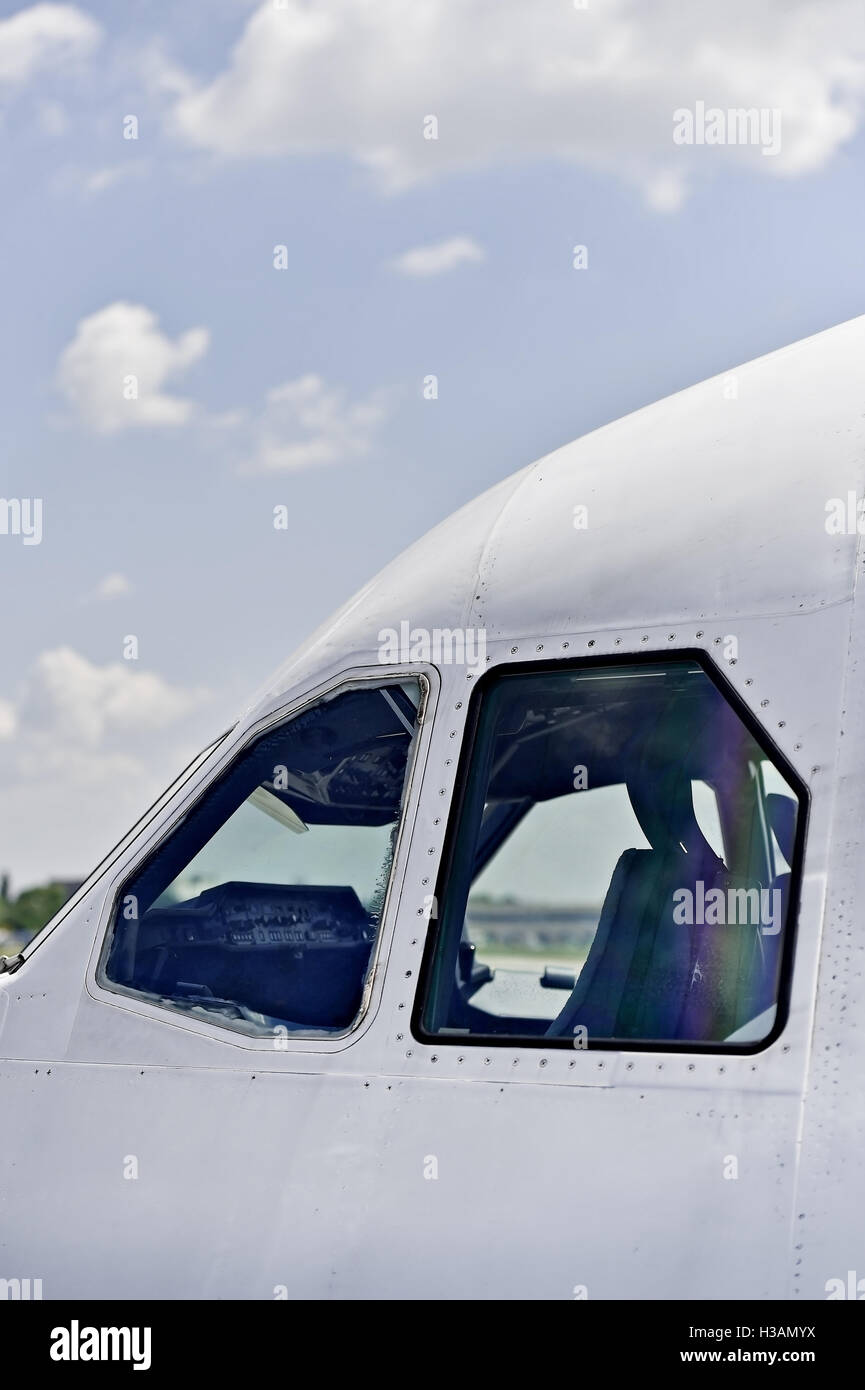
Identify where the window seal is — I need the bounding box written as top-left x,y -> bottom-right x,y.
411,647 -> 809,1057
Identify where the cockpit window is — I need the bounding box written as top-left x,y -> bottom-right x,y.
416,659 -> 805,1051
101,680 -> 422,1039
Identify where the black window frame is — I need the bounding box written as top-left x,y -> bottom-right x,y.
412,648 -> 809,1056
96,673 -> 428,1043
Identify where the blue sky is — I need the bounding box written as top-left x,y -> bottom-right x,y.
1,0 -> 864,886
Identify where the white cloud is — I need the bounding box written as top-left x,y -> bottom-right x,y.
90,572 -> 132,601
0,648 -> 212,887
0,699 -> 17,740
644,169 -> 688,214
57,302 -> 210,433
56,308 -> 388,462
0,3 -> 101,87
165,0 -> 865,206
21,647 -> 207,748
243,373 -> 389,473
83,165 -> 133,194
390,235 -> 485,278
139,40 -> 196,101
50,160 -> 150,200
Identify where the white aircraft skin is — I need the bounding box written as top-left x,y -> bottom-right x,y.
2,316 -> 864,1301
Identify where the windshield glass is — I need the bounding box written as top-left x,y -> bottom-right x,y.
419,661 -> 803,1049
102,681 -> 421,1038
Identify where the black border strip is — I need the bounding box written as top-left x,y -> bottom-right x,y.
411,647 -> 810,1056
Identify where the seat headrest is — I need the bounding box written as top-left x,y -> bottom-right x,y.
625,697 -> 721,864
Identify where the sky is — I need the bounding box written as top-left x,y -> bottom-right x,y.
1,0 -> 864,889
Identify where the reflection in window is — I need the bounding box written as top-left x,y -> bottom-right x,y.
418,661 -> 803,1049
102,682 -> 421,1038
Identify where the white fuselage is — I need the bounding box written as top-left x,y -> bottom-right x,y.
2,318 -> 864,1300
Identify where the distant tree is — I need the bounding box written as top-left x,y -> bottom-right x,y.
0,883 -> 73,938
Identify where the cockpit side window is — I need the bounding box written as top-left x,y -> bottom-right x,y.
100,681 -> 422,1040
415,658 -> 806,1052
